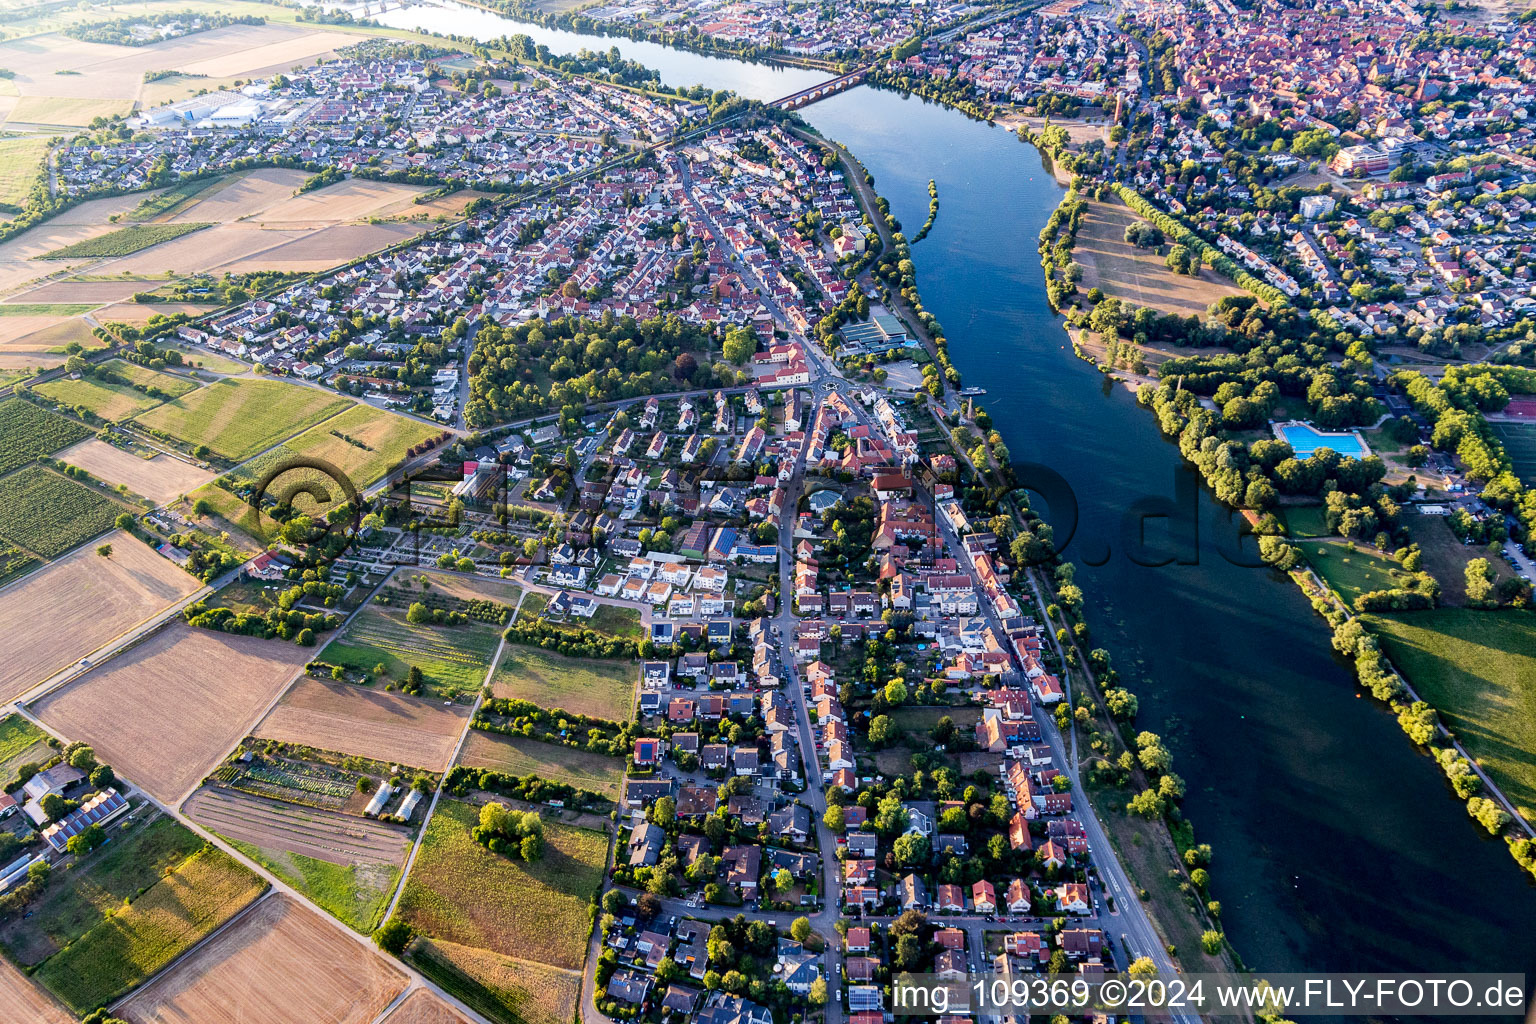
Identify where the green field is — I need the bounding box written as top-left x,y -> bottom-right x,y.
488,646 -> 634,722
34,845 -> 266,1013
0,136 -> 47,209
0,817 -> 205,966
461,731 -> 624,801
1300,541 -> 1400,606
1490,420 -> 1536,486
0,465 -> 126,559
409,937 -> 580,1024
102,358 -> 200,397
587,602 -> 644,639
396,799 -> 605,971
135,378 -> 351,462
39,222 -> 212,260
225,838 -> 398,934
0,304 -> 97,316
325,604 -> 503,697
0,544 -> 38,588
0,397 -> 91,476
35,374 -> 166,422
0,712 -> 50,786
1367,608 -> 1536,821
168,345 -> 248,374
233,402 -> 441,493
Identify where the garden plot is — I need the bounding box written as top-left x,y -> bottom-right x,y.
0,528 -> 200,701
116,893 -> 407,1024
31,623 -> 310,802
254,677 -> 471,773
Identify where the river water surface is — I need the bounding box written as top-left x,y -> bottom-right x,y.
380,0 -> 1536,981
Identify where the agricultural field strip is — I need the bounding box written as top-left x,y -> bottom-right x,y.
347,621 -> 493,664
187,789 -> 406,866
381,632 -> 506,926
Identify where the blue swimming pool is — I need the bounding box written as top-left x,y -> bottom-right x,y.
1276,422 -> 1370,460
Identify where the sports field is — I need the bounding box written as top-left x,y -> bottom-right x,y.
135,378 -> 351,461
1490,420 -> 1536,486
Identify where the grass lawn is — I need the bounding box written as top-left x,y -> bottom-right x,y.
0,713 -> 50,786
489,645 -> 635,722
396,799 -> 605,970
34,845 -> 265,1013
1366,608 -> 1536,821
0,816 -> 204,967
102,358 -> 199,398
0,397 -> 91,476
225,838 -> 398,934
0,465 -> 126,559
8,96 -> 134,126
1490,420 -> 1536,486
588,602 -> 643,639
1281,504 -> 1332,539
409,937 -> 580,1024
1300,541 -> 1400,606
39,223 -> 212,260
167,345 -> 248,375
0,304 -> 97,316
0,136 -> 48,209
135,378 -> 351,462
324,604 -> 502,698
460,731 -> 624,801
34,374 -> 165,422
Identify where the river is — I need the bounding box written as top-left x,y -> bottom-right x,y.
378,0 -> 1536,983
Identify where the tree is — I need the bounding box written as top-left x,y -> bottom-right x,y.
96,543 -> 112,558
39,792 -> 73,821
1466,796 -> 1510,835
89,764 -> 115,789
822,804 -> 845,832
808,976 -> 828,1007
868,715 -> 896,746
1464,558 -> 1496,605
407,602 -> 432,624
67,744 -> 96,770
1126,789 -> 1165,818
1127,956 -> 1158,978
1200,930 -> 1224,954
1396,701 -> 1438,746
115,512 -> 136,530
722,327 -> 757,364
791,916 -> 812,943
373,916 -> 414,954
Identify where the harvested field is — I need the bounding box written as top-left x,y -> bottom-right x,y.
0,192 -> 146,296
6,95 -> 133,125
168,168 -> 313,222
56,437 -> 213,504
409,938 -> 578,1024
35,845 -> 266,1014
460,731 -> 623,801
251,177 -> 432,226
0,956 -> 70,1024
255,677 -> 471,772
490,645 -> 636,722
116,893 -> 406,1024
11,278 -> 153,304
382,987 -> 473,1024
218,222 -> 424,272
0,528 -> 199,700
171,27 -> 359,77
1072,197 -> 1246,316
94,300 -> 218,325
32,623 -> 310,802
396,799 -> 607,971
134,377 -> 351,462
